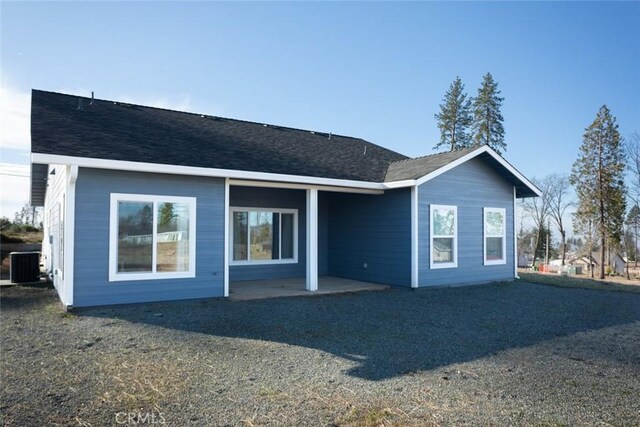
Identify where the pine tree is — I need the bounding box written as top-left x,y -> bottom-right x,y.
433,77 -> 472,151
472,72 -> 506,154
158,203 -> 176,232
569,105 -> 626,279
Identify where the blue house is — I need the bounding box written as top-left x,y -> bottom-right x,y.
30,90 -> 541,308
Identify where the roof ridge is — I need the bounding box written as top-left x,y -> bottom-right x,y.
32,89 -> 407,157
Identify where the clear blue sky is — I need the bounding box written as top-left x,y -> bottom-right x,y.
1,2 -> 639,217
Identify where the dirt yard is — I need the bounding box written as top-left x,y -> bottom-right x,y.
1,280 -> 639,426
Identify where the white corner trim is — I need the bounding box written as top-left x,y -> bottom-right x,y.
483,207 -> 507,266
31,153 -> 385,191
306,189 -> 318,291
223,178 -> 230,297
414,146 -> 543,197
63,165 -> 78,308
429,204 -> 458,270
410,186 -> 419,287
108,193 -> 197,282
513,186 -> 519,279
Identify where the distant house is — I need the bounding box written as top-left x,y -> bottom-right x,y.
571,256 -> 598,272
572,252 -> 627,275
518,251 -> 532,268
610,253 -> 627,275
30,90 -> 541,308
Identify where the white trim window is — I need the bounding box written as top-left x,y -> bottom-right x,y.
430,205 -> 457,269
230,207 -> 298,265
109,194 -> 197,282
484,207 -> 507,265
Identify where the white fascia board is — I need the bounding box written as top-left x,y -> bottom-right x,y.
382,179 -> 416,189
31,153 -> 386,191
228,179 -> 384,194
412,146 -> 543,197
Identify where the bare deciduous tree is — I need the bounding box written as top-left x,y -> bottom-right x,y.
546,174 -> 573,265
523,176 -> 552,267
625,131 -> 640,204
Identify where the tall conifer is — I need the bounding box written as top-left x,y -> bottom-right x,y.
570,105 -> 626,279
472,72 -> 506,154
434,77 -> 472,151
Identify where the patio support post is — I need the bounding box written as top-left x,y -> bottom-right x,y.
306,188 -> 318,291
224,178 -> 230,297
411,185 -> 419,287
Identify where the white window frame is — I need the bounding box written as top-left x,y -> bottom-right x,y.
430,204 -> 458,269
484,207 -> 507,266
229,207 -> 298,266
109,193 -> 197,282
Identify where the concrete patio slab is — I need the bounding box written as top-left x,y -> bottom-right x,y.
229,276 -> 389,301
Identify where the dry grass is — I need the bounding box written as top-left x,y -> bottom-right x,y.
92,349 -> 189,415
518,270 -> 640,294
0,231 -> 43,244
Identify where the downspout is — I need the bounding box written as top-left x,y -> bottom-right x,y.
63,165 -> 78,309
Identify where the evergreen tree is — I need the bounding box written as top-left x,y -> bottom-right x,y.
433,77 -> 472,151
534,224 -> 555,262
472,72 -> 506,154
570,105 -> 626,279
159,202 -> 176,232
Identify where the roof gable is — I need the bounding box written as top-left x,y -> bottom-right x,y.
385,146 -> 479,181
386,145 -> 541,198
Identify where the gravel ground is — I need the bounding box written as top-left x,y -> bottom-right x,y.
1,281 -> 639,426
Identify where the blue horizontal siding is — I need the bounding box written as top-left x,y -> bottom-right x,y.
327,189 -> 411,286
73,168 -> 225,307
229,186 -> 307,281
318,192 -> 329,276
418,157 -> 514,287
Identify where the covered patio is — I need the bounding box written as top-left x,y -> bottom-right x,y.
225,180 -> 413,300
228,276 -> 389,301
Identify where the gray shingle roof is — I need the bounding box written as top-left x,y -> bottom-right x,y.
385,145 -> 481,181
31,90 -> 408,183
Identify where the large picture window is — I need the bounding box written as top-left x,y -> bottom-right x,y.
430,205 -> 457,269
230,207 -> 297,265
109,194 -> 196,282
484,207 -> 506,265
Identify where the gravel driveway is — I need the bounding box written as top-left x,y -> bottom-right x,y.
1,281 -> 639,426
